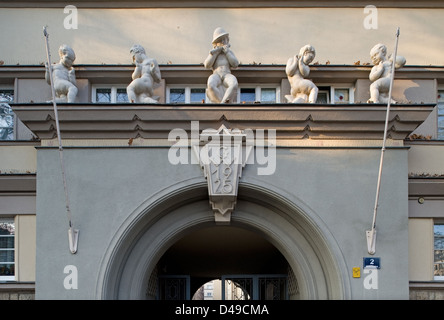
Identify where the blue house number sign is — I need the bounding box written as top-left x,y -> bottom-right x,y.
363,257 -> 380,269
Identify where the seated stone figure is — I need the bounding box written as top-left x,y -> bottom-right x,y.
45,44 -> 78,103
285,45 -> 318,103
368,43 -> 406,104
127,44 -> 161,103
204,27 -> 239,103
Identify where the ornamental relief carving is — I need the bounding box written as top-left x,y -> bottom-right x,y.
193,125 -> 252,224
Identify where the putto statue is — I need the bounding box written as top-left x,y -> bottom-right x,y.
45,44 -> 78,103
368,43 -> 406,104
285,45 -> 318,103
204,27 -> 239,103
127,44 -> 161,103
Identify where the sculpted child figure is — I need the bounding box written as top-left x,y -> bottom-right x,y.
204,27 -> 239,103
368,43 -> 406,104
127,44 -> 162,103
45,44 -> 78,103
285,45 -> 318,103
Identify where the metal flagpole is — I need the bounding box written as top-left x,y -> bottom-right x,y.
366,27 -> 400,255
43,26 -> 79,254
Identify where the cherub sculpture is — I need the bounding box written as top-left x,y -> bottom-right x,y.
204,27 -> 239,103
127,44 -> 161,103
368,43 -> 406,104
285,45 -> 318,103
45,44 -> 78,103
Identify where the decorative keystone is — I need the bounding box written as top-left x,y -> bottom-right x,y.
193,125 -> 252,224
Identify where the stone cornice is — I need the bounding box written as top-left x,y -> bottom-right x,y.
0,174 -> 36,193
408,177 -> 444,197
2,65 -> 444,85
10,102 -> 434,140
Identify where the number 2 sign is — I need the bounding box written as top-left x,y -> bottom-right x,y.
363,257 -> 381,269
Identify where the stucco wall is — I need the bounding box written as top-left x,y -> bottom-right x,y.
35,145 -> 409,299
0,7 -> 443,66
15,214 -> 36,282
408,218 -> 433,281
408,144 -> 444,176
0,145 -> 37,173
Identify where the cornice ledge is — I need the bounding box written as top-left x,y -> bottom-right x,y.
10,102 -> 435,141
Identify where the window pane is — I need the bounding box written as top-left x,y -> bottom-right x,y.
434,224 -> 444,278
0,90 -> 14,102
334,89 -> 349,103
0,237 -> 14,248
170,88 -> 185,103
96,88 -> 111,103
438,91 -> 444,103
0,263 -> 14,276
0,250 -> 14,262
261,88 -> 276,103
0,102 -> 14,140
316,91 -> 329,104
190,88 -> 206,103
0,219 -> 14,235
0,219 -> 14,277
435,225 -> 444,249
240,88 -> 256,103
438,91 -> 444,140
116,88 -> 128,103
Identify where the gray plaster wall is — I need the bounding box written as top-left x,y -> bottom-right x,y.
35,145 -> 409,300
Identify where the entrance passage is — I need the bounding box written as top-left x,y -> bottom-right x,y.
158,275 -> 288,300
102,188 -> 350,299
152,225 -> 298,300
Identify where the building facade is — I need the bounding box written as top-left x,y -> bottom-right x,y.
0,0 -> 444,300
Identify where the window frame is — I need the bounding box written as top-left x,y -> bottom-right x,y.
437,88 -> 444,140
166,86 -> 208,104
0,87 -> 16,140
91,85 -> 129,103
0,217 -> 15,282
316,84 -> 355,104
237,85 -> 281,104
316,89 -> 331,104
434,221 -> 444,281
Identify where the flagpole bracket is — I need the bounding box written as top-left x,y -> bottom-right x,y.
366,229 -> 376,255
68,228 -> 79,254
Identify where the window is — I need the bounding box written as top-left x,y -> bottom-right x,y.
92,86 -> 128,103
438,90 -> 444,140
0,89 -> 15,140
238,86 -> 280,104
316,86 -> 354,104
0,218 -> 15,281
166,87 -> 207,104
334,88 -> 351,104
316,89 -> 330,104
434,223 -> 444,280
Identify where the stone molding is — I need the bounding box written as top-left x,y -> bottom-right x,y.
2,65 -> 444,82
11,103 -> 435,140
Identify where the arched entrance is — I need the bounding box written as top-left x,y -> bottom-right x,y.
96,180 -> 351,300
157,225 -> 295,300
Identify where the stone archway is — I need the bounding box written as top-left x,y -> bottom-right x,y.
96,179 -> 351,300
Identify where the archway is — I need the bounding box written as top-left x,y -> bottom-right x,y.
158,225 -> 294,300
96,180 -> 351,300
